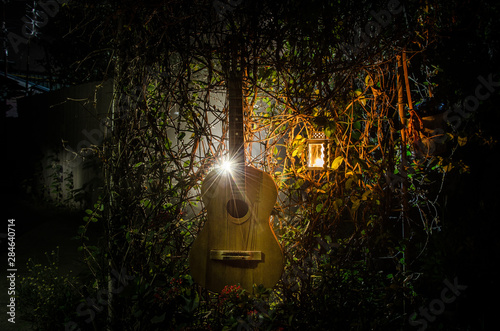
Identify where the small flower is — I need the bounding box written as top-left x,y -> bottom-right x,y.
247,309 -> 258,316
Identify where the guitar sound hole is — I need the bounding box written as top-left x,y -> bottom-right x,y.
227,199 -> 249,219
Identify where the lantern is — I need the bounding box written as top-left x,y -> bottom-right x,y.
307,130 -> 330,170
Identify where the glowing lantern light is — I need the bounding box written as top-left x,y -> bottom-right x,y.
307,130 -> 330,170
309,144 -> 325,168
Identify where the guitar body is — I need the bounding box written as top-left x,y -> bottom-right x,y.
189,165 -> 283,293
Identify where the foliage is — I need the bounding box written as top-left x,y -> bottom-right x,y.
18,249 -> 81,330
17,0 -> 499,330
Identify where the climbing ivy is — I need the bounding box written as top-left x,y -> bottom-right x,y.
17,0 -> 499,329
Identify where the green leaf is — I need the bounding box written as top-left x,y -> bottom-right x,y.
354,90 -> 366,106
345,177 -> 354,190
324,125 -> 335,137
77,225 -> 86,234
151,313 -> 166,324
350,197 -> 361,212
458,136 -> 467,146
365,75 -> 374,87
87,245 -> 99,252
181,293 -> 199,313
334,198 -> 343,211
140,199 -> 152,209
331,156 -> 343,170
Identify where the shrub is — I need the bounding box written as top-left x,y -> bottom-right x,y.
18,249 -> 81,330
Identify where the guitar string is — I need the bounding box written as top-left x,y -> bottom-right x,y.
230,167 -> 254,258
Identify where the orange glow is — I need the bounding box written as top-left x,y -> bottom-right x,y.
308,143 -> 325,168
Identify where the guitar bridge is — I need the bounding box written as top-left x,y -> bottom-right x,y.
210,250 -> 262,261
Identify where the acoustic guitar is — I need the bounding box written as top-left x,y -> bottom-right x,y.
189,70 -> 284,293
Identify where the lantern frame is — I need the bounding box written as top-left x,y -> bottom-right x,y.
307,130 -> 331,170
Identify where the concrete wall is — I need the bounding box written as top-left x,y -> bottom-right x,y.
17,80 -> 113,208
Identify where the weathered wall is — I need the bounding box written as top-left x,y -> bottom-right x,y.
17,80 -> 113,208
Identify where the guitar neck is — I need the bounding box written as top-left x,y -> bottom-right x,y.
228,71 -> 245,168
228,71 -> 247,199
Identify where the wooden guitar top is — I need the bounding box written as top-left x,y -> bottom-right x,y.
189,165 -> 284,293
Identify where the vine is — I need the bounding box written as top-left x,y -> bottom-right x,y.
19,0 -> 494,329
